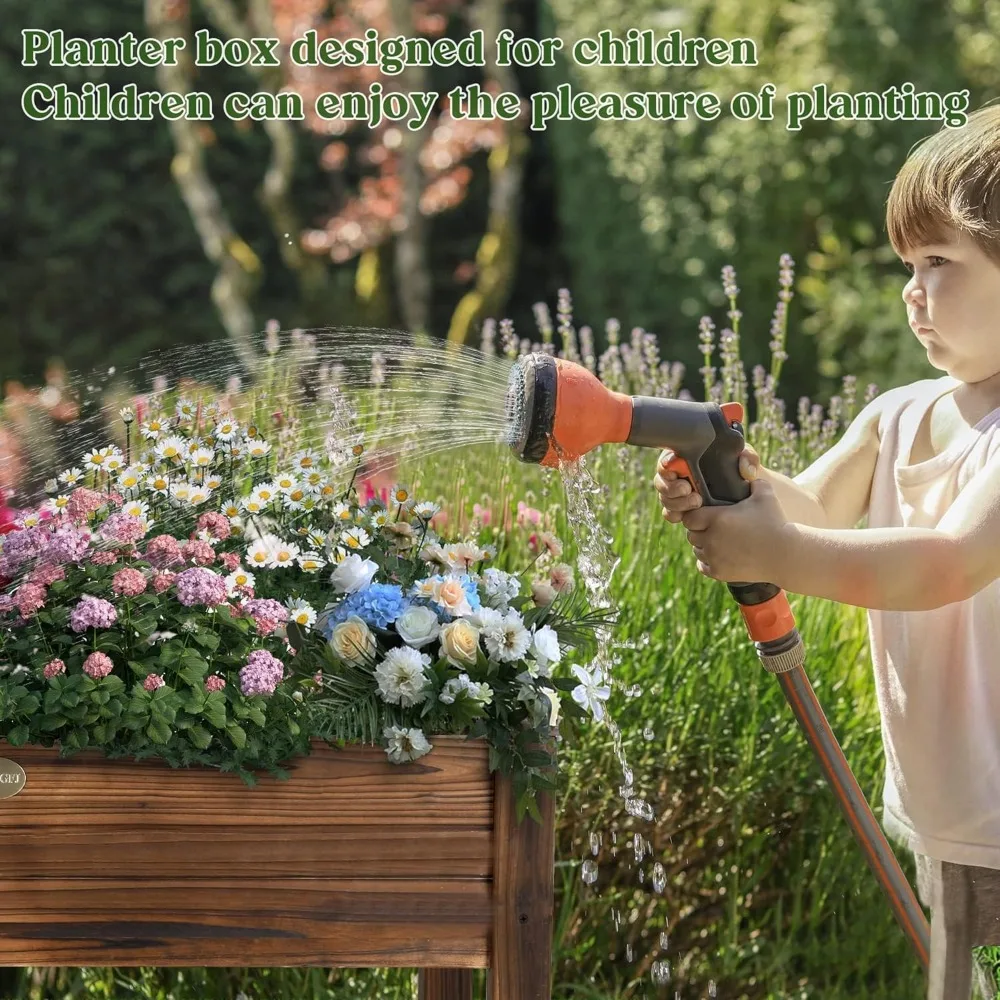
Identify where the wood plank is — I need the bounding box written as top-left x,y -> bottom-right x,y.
418,968 -> 474,1000
489,775 -> 556,1000
0,737 -> 492,827
1,825 -> 492,879
0,879 -> 490,967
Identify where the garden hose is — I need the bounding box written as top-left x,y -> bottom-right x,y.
505,352 -> 931,971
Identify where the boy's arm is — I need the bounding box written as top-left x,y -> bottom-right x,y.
757,388 -> 899,530
776,452 -> 1000,610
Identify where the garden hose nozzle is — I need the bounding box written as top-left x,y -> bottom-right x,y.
504,352 -> 803,669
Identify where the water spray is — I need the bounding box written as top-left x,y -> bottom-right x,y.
505,352 -> 930,971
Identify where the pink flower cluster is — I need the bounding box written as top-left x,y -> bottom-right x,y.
69,595 -> 118,632
181,539 -> 215,566
101,512 -> 147,545
66,488 -> 106,522
41,524 -> 91,565
14,582 -> 46,618
205,674 -> 226,693
143,673 -> 165,692
43,658 -> 65,679
112,568 -> 147,597
241,597 -> 288,636
145,535 -> 182,570
83,651 -> 114,679
196,512 -> 230,541
239,649 -> 284,696
174,567 -> 227,607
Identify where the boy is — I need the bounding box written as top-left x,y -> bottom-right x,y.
654,103 -> 1000,1000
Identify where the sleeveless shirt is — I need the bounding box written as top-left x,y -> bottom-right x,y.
868,375 -> 1000,867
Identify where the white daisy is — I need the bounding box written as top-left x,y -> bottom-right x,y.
282,487 -> 309,511
189,447 -> 215,468
341,527 -> 371,551
120,499 -> 150,521
332,501 -> 352,522
103,449 -> 126,473
250,483 -> 278,506
175,397 -> 197,420
293,449 -> 321,471
269,539 -> 301,569
213,418 -> 240,441
297,552 -> 326,573
145,473 -> 170,496
225,568 -> 255,595
220,499 -> 242,519
246,537 -> 275,569
44,494 -> 71,515
204,475 -> 224,491
273,473 -> 298,493
389,485 -> 413,511
245,439 -> 271,459
285,598 -> 317,630
139,417 -> 167,440
58,467 -> 84,486
156,435 -> 187,462
115,467 -> 144,493
412,501 -> 440,520
169,481 -> 193,504
186,488 -> 213,506
369,509 -> 390,530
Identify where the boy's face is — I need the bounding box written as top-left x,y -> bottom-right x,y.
900,225 -> 1000,385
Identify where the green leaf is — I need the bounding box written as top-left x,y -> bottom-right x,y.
15,694 -> 40,716
6,724 -> 29,746
146,718 -> 172,745
39,713 -> 68,731
188,725 -> 213,750
158,644 -> 182,667
192,631 -> 220,652
227,723 -> 247,749
203,691 -> 228,729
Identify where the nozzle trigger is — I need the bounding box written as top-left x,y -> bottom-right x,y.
664,456 -> 697,494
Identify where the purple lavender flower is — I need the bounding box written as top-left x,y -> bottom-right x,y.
70,595 -> 118,632
174,567 -> 228,607
239,649 -> 285,697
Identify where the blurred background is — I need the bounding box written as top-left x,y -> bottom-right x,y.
4,1 -> 1000,998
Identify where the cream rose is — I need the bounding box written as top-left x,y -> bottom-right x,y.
440,619 -> 481,667
329,615 -> 376,665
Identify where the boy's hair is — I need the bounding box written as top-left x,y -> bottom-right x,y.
886,102 -> 1000,263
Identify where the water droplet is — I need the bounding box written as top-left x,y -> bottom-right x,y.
652,862 -> 666,893
659,931 -> 669,950
626,944 -> 633,962
626,797 -> 655,821
708,981 -> 717,997
581,859 -> 598,884
643,726 -> 655,740
651,960 -> 671,984
589,831 -> 601,855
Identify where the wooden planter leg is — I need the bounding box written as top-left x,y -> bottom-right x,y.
489,777 -> 556,1000
418,969 -> 474,1000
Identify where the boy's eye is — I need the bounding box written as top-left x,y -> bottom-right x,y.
928,255 -> 949,267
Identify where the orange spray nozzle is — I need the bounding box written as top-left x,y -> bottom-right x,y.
504,354 -> 633,466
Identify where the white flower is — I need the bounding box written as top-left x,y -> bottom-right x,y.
570,666 -> 611,723
342,526 -> 371,551
293,449 -> 321,471
156,435 -> 187,462
389,485 -> 413,511
469,606 -> 504,631
204,475 -> 224,491
120,499 -> 150,521
481,610 -> 532,662
273,473 -> 298,493
532,625 -> 562,675
250,483 -> 279,506
146,473 -> 170,496
297,551 -> 326,573
246,535 -> 279,569
444,542 -> 485,573
412,501 -> 440,520
384,725 -> 432,764
374,647 -> 432,707
44,494 -> 71,516
395,605 -> 441,648
169,481 -> 193,504
269,539 -> 300,568
285,598 -> 316,630
186,488 -> 213,506
58,467 -> 84,485
332,501 -> 353,522
328,615 -> 376,665
226,569 -> 255,595
139,418 -> 166,440
439,673 -> 493,707
369,509 -> 390,530
282,487 -> 309,511
213,418 -> 240,441
245,439 -> 272,459
116,467 -> 144,494
119,407 -> 135,423
483,568 -> 521,610
189,447 -> 215,468
330,553 -> 378,594
175,397 -> 197,420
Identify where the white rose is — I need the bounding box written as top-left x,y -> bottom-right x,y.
329,615 -> 377,665
440,619 -> 481,667
330,553 -> 378,594
395,605 -> 441,649
532,625 -> 562,672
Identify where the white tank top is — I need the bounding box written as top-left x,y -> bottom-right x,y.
868,375 -> 1000,867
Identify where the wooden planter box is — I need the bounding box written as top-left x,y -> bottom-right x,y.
0,736 -> 554,1000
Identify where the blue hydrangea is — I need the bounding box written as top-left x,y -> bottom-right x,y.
323,583 -> 408,631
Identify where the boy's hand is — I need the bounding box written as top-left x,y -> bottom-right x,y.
653,444 -> 760,523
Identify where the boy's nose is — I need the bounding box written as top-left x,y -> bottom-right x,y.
902,276 -> 925,306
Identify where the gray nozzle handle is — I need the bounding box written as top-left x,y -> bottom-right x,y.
628,396 -> 749,506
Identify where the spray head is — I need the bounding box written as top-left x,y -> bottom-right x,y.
504,353 -> 633,467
